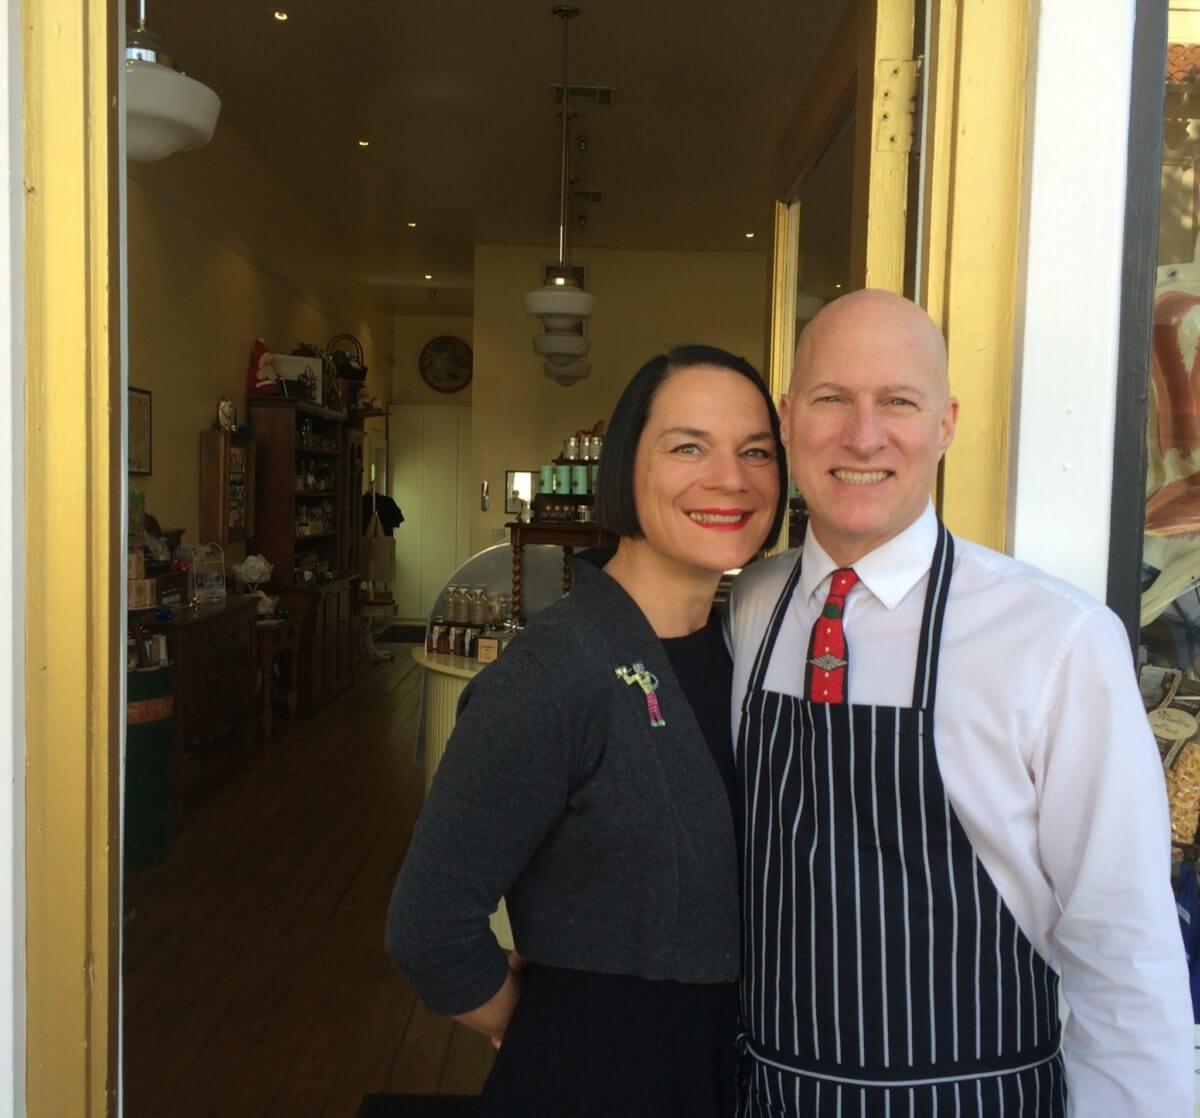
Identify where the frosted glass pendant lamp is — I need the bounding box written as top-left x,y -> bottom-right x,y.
125,1 -> 220,163
523,7 -> 594,384
544,359 -> 591,387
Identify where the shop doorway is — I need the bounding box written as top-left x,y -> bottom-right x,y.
20,0 -> 1004,1112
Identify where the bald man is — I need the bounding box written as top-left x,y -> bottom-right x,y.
728,291 -> 1192,1116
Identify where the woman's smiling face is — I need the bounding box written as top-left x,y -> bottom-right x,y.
630,364 -> 780,576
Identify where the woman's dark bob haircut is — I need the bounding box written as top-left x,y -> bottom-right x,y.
593,344 -> 788,548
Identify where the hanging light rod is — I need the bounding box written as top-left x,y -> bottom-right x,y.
552,6 -> 579,274
524,5 -> 595,386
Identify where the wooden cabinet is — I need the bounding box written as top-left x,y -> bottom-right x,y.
199,430 -> 255,544
277,577 -> 356,714
150,597 -> 258,809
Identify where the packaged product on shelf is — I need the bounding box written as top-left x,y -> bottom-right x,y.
426,621 -> 444,655
1148,676 -> 1200,844
1140,663 -> 1182,712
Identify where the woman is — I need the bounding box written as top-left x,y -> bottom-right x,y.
386,345 -> 787,1116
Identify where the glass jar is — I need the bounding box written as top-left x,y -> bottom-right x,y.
564,435 -> 580,462
468,586 -> 488,627
443,585 -> 461,623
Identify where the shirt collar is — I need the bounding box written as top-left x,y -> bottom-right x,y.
799,501 -> 938,611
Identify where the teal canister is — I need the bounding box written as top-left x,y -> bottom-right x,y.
570,464 -> 589,495
554,463 -> 572,494
539,464 -> 554,494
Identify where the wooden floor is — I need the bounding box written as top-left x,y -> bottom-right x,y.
122,647 -> 495,1117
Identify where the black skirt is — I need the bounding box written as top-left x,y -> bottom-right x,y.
476,964 -> 739,1118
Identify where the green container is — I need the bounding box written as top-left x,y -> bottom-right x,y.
124,665 -> 174,871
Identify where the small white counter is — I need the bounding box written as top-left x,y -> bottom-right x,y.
411,645 -> 513,949
412,647 -> 484,793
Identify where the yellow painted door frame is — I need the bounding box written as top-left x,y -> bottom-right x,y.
921,0 -> 1030,550
24,0 -> 122,1114
766,0 -> 1031,551
766,0 -> 917,405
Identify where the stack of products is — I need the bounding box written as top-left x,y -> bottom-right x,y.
534,429 -> 604,523
427,586 -> 514,662
1144,666 -> 1200,846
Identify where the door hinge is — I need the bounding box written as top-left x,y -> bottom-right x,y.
873,58 -> 922,154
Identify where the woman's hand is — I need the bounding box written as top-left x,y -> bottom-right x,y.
454,950 -> 526,1049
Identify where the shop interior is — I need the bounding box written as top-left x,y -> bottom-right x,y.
117,2 -> 862,1114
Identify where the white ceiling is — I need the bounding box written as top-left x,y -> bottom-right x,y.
147,0 -> 848,315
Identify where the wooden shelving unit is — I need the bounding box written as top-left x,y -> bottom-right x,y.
248,398 -> 365,714
341,426 -> 365,577
199,429 -> 255,544
248,400 -> 344,585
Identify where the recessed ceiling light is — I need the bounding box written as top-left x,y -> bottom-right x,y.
424,273 -> 433,281
745,232 -> 755,239
406,221 -> 417,228
273,9 -> 289,20
357,139 -> 370,148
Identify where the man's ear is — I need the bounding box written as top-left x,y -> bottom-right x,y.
939,395 -> 959,454
779,394 -> 792,450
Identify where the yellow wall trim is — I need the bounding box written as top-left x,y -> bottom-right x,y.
23,0 -> 121,1113
922,0 -> 1030,550
851,0 -> 916,292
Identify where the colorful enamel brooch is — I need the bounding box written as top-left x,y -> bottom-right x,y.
614,662 -> 666,729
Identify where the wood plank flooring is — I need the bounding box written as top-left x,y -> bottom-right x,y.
122,647 -> 495,1117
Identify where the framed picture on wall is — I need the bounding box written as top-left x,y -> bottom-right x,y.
129,387 -> 152,475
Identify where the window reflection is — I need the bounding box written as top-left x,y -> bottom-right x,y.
794,111 -> 855,332
1140,8 -> 1200,866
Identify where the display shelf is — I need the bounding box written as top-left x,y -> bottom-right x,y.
199,429 -> 255,544
249,397 -> 347,422
249,398 -> 360,717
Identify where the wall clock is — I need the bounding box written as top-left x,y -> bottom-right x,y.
419,335 -> 473,393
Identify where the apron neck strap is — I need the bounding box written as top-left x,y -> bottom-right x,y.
910,522 -> 954,710
746,550 -> 806,696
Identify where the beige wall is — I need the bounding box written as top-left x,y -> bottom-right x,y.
126,122 -> 394,557
470,243 -> 768,551
392,314 -> 474,406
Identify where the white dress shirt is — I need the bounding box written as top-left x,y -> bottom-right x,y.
728,501 -> 1194,1116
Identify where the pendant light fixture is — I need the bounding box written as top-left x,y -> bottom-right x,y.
125,0 -> 221,163
524,6 -> 595,387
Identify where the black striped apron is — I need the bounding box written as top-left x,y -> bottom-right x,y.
736,525 -> 1065,1117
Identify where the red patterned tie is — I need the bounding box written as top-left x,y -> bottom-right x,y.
805,567 -> 859,704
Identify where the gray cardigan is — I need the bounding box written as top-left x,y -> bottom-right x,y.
385,558 -> 739,1016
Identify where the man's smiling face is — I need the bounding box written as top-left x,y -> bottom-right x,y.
781,290 -> 958,565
